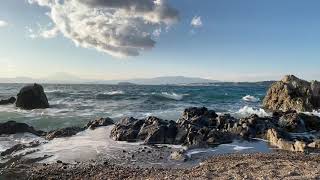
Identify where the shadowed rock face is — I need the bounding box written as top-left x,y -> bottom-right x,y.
0,121 -> 45,136
263,75 -> 320,112
86,117 -> 114,130
16,84 -> 49,110
0,97 -> 16,105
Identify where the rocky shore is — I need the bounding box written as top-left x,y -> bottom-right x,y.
1,75 -> 320,179
2,152 -> 320,179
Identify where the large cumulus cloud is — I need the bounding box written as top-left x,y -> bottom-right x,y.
28,0 -> 179,57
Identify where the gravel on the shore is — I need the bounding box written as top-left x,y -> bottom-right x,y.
1,152 -> 320,180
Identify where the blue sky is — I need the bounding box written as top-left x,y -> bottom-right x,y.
0,0 -> 320,81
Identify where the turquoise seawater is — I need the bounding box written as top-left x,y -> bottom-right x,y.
0,83 -> 271,131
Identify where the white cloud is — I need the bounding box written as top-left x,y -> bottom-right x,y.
0,20 -> 8,28
191,16 -> 203,28
28,0 -> 179,58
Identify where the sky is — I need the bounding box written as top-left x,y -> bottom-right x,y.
0,0 -> 320,82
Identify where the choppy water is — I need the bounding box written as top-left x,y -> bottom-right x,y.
0,83 -> 271,131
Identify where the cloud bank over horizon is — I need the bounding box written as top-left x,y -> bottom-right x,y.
28,0 -> 179,58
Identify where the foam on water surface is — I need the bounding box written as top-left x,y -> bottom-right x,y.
25,126 -> 142,163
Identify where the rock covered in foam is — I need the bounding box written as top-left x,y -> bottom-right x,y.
263,75 -> 320,112
16,83 -> 49,110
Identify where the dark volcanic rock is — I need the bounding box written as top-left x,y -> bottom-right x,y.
110,117 -> 144,142
111,116 -> 177,144
16,83 -> 49,110
298,113 -> 320,131
278,112 -> 306,133
0,97 -> 16,105
178,107 -> 218,127
86,117 -> 114,130
138,116 -> 177,144
263,75 -> 320,112
0,121 -> 45,136
45,127 -> 84,140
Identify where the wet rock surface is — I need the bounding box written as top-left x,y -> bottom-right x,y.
16,83 -> 49,110
45,127 -> 85,140
0,121 -> 45,136
0,97 -> 16,105
110,106 -> 320,153
263,75 -> 320,112
86,117 -> 114,130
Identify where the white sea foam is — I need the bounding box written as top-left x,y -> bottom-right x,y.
0,133 -> 44,153
221,144 -> 254,151
103,90 -> 125,95
25,126 -> 143,163
303,110 -> 320,117
242,95 -> 260,102
236,106 -> 271,117
157,92 -> 187,101
186,149 -> 216,158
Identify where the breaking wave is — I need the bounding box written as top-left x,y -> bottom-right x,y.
236,106 -> 271,117
95,90 -> 125,99
153,92 -> 187,101
242,95 -> 260,102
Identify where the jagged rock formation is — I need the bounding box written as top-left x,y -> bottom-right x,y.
86,117 -> 114,130
263,75 -> 320,112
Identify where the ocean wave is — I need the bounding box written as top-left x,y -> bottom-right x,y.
236,106 -> 271,117
303,110 -> 320,117
103,90 -> 125,95
242,95 -> 260,102
96,90 -> 125,99
152,92 -> 188,101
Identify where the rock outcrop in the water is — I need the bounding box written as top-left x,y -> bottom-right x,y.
110,106 -> 320,152
110,107 -> 234,148
16,83 -> 49,110
86,117 -> 114,130
263,75 -> 320,112
0,121 -> 45,136
0,97 -> 16,105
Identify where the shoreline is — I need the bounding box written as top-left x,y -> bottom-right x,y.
2,152 -> 320,179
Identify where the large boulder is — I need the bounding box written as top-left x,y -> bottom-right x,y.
263,75 -> 320,112
110,116 -> 177,144
138,116 -> 177,144
16,84 -> 49,110
0,121 -> 45,136
110,117 -> 145,142
177,107 -> 218,127
0,97 -> 16,105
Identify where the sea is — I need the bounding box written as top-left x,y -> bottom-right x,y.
0,82 -> 305,164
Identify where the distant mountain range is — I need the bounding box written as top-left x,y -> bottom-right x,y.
0,73 -> 219,85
